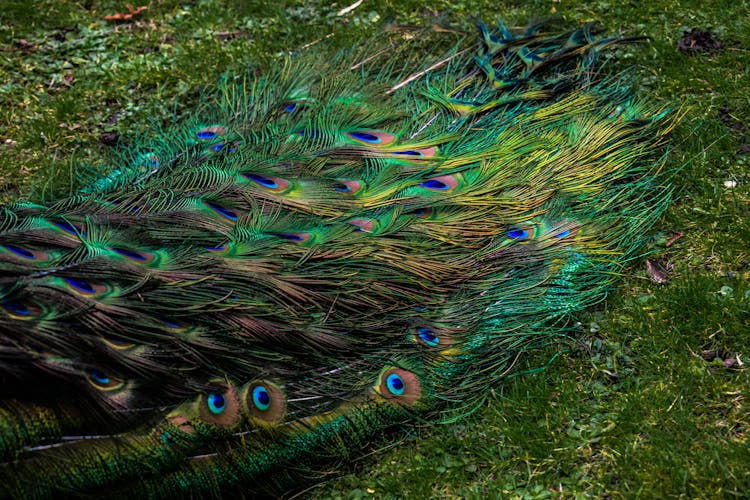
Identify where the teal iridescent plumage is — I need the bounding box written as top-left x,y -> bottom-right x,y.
0,20 -> 676,496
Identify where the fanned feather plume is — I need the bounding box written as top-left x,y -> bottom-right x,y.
0,20 -> 677,497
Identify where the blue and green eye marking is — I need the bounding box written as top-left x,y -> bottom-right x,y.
416,327 -> 439,347
246,381 -> 285,422
377,368 -> 421,405
386,373 -> 405,395
207,393 -> 226,415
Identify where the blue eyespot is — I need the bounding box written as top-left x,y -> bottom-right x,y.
334,183 -> 351,193
88,368 -> 110,385
284,103 -> 297,113
386,373 -> 405,396
207,393 -> 226,415
244,173 -> 278,189
204,201 -> 238,221
348,131 -> 380,143
417,327 -> 439,347
111,247 -> 147,261
555,229 -> 571,238
3,300 -> 30,316
205,244 -> 228,253
210,143 -> 225,152
507,229 -> 529,240
420,179 -> 449,190
63,277 -> 96,294
275,233 -> 304,242
51,220 -> 86,237
393,150 -> 422,156
158,316 -> 184,329
2,245 -> 35,259
252,385 -> 271,411
197,130 -> 217,139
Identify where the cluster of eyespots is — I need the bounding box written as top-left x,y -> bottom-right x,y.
204,201 -> 239,222
195,126 -> 227,140
193,381 -> 286,427
376,367 -> 421,405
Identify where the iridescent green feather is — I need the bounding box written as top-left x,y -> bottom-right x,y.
0,20 -> 677,497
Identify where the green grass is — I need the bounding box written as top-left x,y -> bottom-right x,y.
1,0 -> 748,498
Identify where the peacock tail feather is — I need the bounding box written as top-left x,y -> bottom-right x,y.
0,20 -> 677,497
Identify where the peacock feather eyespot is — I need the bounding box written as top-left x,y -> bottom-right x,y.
206,393 -> 226,415
244,381 -> 285,423
49,219 -> 86,237
2,244 -> 35,260
195,126 -> 227,140
391,146 -> 438,162
205,243 -> 230,254
416,327 -> 439,347
272,232 -> 312,243
386,373 -> 405,395
333,180 -> 363,195
409,207 -> 434,219
2,299 -> 40,320
251,385 -> 271,411
506,228 -> 529,240
348,219 -> 375,233
419,174 -> 459,192
204,200 -> 239,222
101,336 -> 135,350
376,367 -> 421,405
345,130 -> 397,146
1,244 -> 50,263
111,247 -> 156,265
241,172 -> 291,192
209,141 -> 239,154
85,368 -> 123,391
199,383 -> 241,427
157,316 -> 188,332
62,277 -> 107,297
